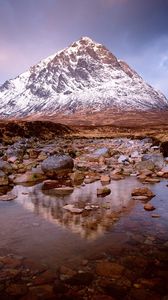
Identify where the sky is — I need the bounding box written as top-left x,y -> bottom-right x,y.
0,0 -> 168,96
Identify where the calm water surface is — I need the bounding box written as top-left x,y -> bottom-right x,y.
0,177 -> 168,269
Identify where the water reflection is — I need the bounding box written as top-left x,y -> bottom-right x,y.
13,178 -> 142,240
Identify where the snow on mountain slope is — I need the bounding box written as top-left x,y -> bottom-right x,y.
0,36 -> 167,117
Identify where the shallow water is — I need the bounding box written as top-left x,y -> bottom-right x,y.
0,177 -> 168,270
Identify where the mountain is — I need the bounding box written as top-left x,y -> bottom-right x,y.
0,36 -> 167,118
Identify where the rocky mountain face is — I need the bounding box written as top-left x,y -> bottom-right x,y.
0,36 -> 168,118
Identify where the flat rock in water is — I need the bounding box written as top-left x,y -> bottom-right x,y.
97,187 -> 111,196
100,175 -> 111,183
131,187 -> 155,198
63,204 -> 83,214
132,196 -> 149,201
52,187 -> 74,195
42,180 -> 59,190
0,193 -> 17,201
144,203 -> 156,211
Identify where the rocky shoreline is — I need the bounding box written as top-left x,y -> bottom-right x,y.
0,135 -> 168,299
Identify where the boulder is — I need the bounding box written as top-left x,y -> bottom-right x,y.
131,187 -> 155,198
41,155 -> 74,178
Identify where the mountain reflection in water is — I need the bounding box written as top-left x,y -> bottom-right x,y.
13,178 -> 141,240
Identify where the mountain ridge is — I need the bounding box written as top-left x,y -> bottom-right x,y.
0,36 -> 167,118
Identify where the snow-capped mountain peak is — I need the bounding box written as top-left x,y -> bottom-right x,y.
0,36 -> 167,117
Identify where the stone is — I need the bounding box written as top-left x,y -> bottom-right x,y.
0,193 -> 17,201
13,170 -> 46,183
131,187 -> 155,198
27,148 -> 40,159
118,155 -> 129,163
132,196 -> 149,201
144,178 -> 160,183
142,153 -> 164,169
42,180 -> 59,190
131,151 -> 140,158
96,261 -> 124,278
7,156 -> 18,163
136,160 -> 155,171
51,187 -> 74,195
100,174 -> 111,184
0,159 -> 12,174
84,175 -> 100,184
144,203 -> 156,211
110,174 -> 124,180
97,187 -> 111,196
63,204 -> 83,214
70,170 -> 85,185
41,154 -> 74,178
0,170 -> 9,186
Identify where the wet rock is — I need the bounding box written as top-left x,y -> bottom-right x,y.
132,196 -> 149,201
131,187 -> 155,198
51,186 -> 74,195
42,180 -> 59,190
84,175 -> 100,184
0,171 -> 8,186
97,187 -> 111,196
144,178 -> 160,183
63,204 -> 83,214
100,175 -> 111,184
13,170 -> 46,183
96,261 -> 124,278
41,154 -> 74,178
110,174 -> 124,180
144,203 -> 156,211
0,193 -> 17,201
